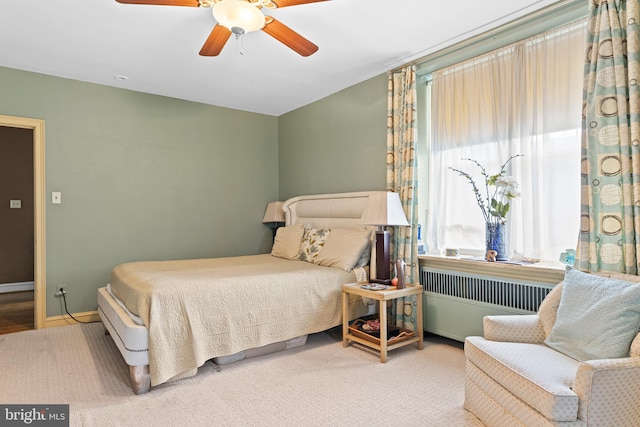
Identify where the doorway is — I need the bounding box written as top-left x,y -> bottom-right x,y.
0,115 -> 45,330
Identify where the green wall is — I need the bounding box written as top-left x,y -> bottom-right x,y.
0,67 -> 279,316
277,73 -> 388,200
0,66 -> 388,318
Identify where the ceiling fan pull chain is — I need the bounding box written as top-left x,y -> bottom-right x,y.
235,33 -> 245,56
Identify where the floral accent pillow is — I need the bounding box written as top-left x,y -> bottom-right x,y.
298,227 -> 329,263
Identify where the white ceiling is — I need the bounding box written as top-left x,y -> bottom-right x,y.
0,0 -> 563,116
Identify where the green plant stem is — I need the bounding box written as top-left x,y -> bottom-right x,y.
449,154 -> 523,225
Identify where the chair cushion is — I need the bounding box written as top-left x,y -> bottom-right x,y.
537,282 -> 563,337
465,336 -> 579,422
544,267 -> 640,361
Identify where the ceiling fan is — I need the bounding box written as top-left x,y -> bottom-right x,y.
115,0 -> 327,57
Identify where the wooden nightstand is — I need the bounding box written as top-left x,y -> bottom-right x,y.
342,283 -> 424,362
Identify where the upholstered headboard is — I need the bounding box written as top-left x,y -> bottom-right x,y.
283,191 -> 383,229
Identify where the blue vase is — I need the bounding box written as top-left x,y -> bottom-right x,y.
485,222 -> 507,261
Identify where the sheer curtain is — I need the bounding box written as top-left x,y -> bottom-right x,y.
426,19 -> 586,261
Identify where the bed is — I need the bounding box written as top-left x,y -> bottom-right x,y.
97,191 -> 380,394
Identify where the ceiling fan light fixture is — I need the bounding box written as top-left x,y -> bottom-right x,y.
212,0 -> 265,34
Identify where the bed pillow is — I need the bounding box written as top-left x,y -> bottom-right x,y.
354,241 -> 372,268
298,227 -> 329,263
314,229 -> 372,272
271,224 -> 304,260
544,267 -> 640,361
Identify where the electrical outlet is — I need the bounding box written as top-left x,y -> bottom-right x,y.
55,285 -> 67,297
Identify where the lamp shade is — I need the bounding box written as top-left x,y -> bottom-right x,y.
360,192 -> 409,226
262,201 -> 285,223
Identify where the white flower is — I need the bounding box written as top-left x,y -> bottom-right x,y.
449,155 -> 523,224
497,176 -> 520,199
496,176 -> 518,188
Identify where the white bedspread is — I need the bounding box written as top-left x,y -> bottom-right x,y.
109,254 -> 367,386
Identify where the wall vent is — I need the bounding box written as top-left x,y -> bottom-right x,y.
421,267 -> 554,313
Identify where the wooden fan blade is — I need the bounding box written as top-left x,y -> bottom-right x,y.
199,25 -> 232,56
116,0 -> 200,6
262,18 -> 318,57
271,0 -> 328,8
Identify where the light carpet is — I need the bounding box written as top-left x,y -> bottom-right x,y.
0,323 -> 484,426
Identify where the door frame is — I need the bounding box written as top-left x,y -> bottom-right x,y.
0,115 -> 45,329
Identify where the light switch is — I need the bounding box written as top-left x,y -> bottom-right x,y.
52,192 -> 62,204
10,200 -> 21,209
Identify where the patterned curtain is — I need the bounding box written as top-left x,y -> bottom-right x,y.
577,0 -> 640,274
386,65 -> 419,329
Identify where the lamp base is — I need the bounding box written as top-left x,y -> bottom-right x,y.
371,229 -> 391,284
266,222 -> 285,244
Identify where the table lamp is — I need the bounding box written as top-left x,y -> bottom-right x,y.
262,201 -> 285,242
360,192 -> 410,285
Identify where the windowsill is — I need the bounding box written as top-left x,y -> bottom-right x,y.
418,254 -> 566,285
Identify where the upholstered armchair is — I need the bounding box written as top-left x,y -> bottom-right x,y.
464,270 -> 640,427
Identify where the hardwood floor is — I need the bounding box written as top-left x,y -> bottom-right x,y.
0,291 -> 34,334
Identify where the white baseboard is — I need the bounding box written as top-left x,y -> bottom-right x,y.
0,281 -> 35,293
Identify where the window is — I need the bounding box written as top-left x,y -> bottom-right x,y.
418,19 -> 586,262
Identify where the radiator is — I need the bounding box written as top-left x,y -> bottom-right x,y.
421,266 -> 556,342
